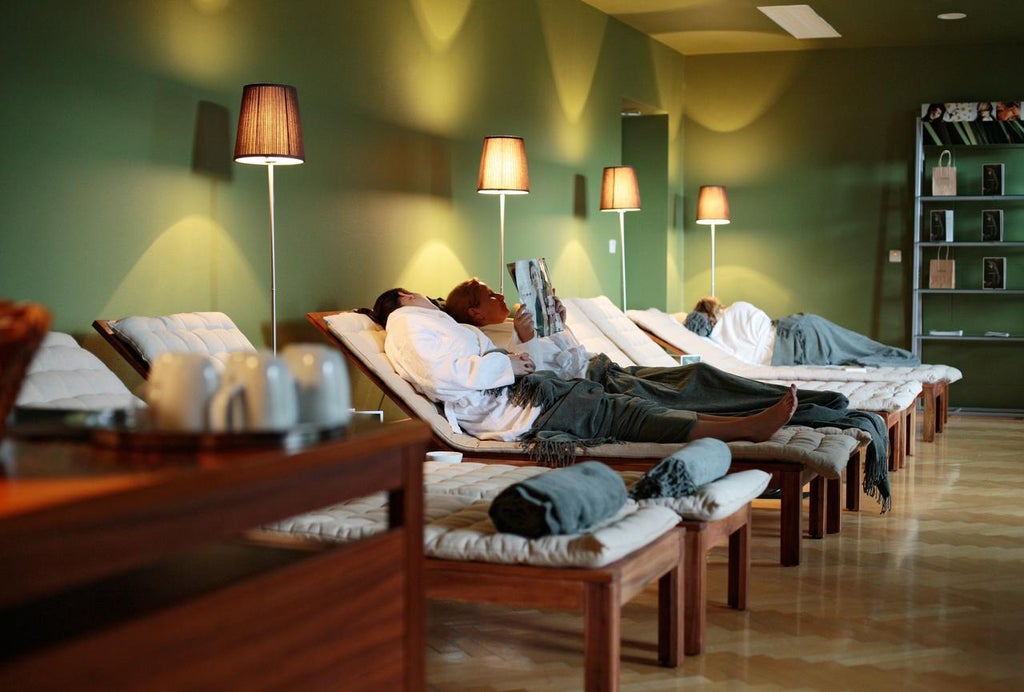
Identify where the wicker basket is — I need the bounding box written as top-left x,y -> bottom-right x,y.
0,301 -> 52,437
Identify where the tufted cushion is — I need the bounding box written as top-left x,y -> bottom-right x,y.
763,378 -> 921,413
109,311 -> 256,368
561,298 -> 636,367
263,464 -> 681,568
565,296 -> 679,368
422,501 -> 679,568
263,492 -> 473,544
429,461 -> 770,523
728,425 -> 862,478
16,332 -> 144,410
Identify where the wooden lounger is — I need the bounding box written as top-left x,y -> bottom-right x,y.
307,310 -> 862,567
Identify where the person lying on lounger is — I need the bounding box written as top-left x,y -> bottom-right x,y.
683,296 -> 920,368
360,286 -> 799,456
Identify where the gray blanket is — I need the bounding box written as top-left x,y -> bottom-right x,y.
515,357 -> 891,512
488,461 -> 627,538
772,313 -> 920,367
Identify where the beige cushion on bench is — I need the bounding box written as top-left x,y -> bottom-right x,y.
425,461 -> 770,523
264,477 -> 680,569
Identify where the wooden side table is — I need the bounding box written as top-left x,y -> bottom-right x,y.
0,420 -> 429,691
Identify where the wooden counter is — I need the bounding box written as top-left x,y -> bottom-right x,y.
0,419 -> 430,691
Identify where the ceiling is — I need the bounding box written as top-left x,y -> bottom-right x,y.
580,0 -> 1024,56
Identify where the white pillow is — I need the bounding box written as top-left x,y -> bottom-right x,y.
110,311 -> 256,368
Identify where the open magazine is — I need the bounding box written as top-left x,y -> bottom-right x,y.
507,258 -> 564,337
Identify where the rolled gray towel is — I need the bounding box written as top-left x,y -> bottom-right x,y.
629,438 -> 731,499
488,461 -> 627,538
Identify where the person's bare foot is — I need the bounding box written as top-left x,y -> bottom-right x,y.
687,385 -> 798,443
744,384 -> 798,442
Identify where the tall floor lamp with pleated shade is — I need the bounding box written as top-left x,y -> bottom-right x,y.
234,83 -> 305,354
695,185 -> 730,298
477,136 -> 529,294
600,166 -> 641,309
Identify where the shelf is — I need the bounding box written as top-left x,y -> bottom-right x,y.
919,195 -> 1024,202
917,289 -> 1024,294
923,143 -> 1024,149
914,115 -> 1024,411
915,335 -> 1024,342
919,242 -> 1024,248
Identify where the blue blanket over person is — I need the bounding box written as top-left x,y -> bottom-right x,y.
772,313 -> 920,367
512,355 -> 891,512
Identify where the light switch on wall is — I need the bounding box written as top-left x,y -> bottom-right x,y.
609,239 -> 617,253
889,249 -> 902,263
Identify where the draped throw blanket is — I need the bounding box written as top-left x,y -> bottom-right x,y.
488,461 -> 628,538
772,313 -> 920,368
515,355 -> 891,512
629,438 -> 731,499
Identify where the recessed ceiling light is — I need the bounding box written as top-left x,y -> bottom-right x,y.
758,4 -> 841,39
937,12 -> 966,20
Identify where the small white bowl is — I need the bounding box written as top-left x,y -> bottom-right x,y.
426,450 -> 463,464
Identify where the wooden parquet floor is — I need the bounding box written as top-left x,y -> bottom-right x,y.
424,415 -> 1024,691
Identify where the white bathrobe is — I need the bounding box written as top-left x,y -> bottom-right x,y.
384,306 -> 542,441
710,301 -> 777,366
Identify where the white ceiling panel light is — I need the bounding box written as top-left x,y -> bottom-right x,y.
758,4 -> 841,39
938,12 -> 967,20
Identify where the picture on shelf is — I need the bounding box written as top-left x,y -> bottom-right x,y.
929,209 -> 953,241
921,101 -> 1024,145
982,163 -> 1005,196
982,257 -> 1006,290
982,209 -> 1003,241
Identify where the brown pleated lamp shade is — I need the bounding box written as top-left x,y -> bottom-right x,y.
234,83 -> 305,165
477,136 -> 529,194
695,185 -> 730,224
599,166 -> 641,211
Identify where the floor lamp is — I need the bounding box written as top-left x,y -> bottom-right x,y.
477,136 -> 529,294
695,185 -> 730,298
234,83 -> 305,354
600,166 -> 641,310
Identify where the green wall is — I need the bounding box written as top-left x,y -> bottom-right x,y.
2,1 -> 1020,409
683,45 -> 1024,409
0,0 -> 685,353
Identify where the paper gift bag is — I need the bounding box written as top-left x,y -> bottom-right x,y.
928,247 -> 955,288
932,150 -> 957,196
